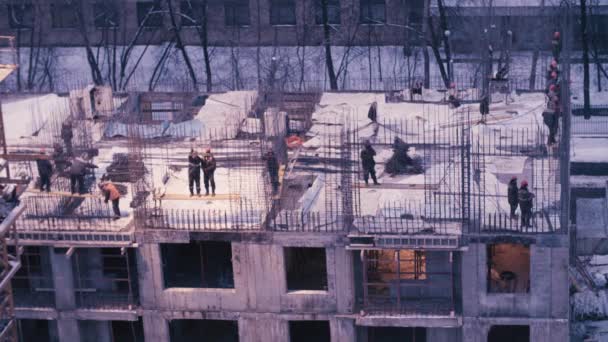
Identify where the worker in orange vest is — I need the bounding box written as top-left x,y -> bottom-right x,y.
99,175 -> 121,220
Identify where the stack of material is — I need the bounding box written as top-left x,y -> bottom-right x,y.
106,153 -> 145,182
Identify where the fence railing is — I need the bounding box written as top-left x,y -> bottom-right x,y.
135,208 -> 263,231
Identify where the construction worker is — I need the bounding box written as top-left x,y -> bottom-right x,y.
368,101 -> 378,123
52,143 -> 69,175
263,150 -> 280,194
35,150 -> 53,192
188,149 -> 202,196
67,155 -> 98,194
202,149 -> 217,196
447,83 -> 461,109
518,180 -> 535,228
551,31 -> 561,61
360,141 -> 379,186
61,120 -> 74,156
99,175 -> 121,220
479,93 -> 490,124
507,176 -> 518,218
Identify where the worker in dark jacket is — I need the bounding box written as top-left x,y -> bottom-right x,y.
543,110 -> 558,145
360,141 -> 379,186
479,94 -> 490,124
518,180 -> 535,228
551,31 -> 561,61
507,177 -> 518,218
201,149 -> 217,196
67,155 -> 98,194
263,150 -> 280,194
188,149 -> 202,196
52,143 -> 69,174
368,101 -> 378,123
61,120 -> 74,156
99,176 -> 121,219
35,151 -> 53,192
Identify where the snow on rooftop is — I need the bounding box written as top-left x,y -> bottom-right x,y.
2,94 -> 71,146
194,91 -> 257,139
572,137 -> 608,163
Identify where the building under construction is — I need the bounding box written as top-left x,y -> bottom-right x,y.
0,23 -> 573,342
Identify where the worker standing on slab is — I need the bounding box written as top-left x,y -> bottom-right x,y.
202,149 -> 217,197
507,176 -> 519,218
61,120 -> 74,156
264,150 -> 280,194
188,149 -> 202,196
99,175 -> 121,220
368,101 -> 378,123
35,150 -> 53,192
360,141 -> 379,186
479,93 -> 490,124
67,155 -> 98,194
518,180 -> 535,228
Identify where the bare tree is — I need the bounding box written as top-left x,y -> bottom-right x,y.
165,0 -> 198,90
182,0 -> 212,91
580,0 -> 591,118
320,0 -> 338,90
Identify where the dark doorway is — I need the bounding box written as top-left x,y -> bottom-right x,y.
111,319 -> 145,342
367,327 -> 426,342
488,325 -> 529,342
289,321 -> 330,342
169,319 -> 239,342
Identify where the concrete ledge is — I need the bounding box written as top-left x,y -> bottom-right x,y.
356,314 -> 462,328
15,307 -> 58,320
70,308 -> 139,321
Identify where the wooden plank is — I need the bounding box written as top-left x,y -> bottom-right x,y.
354,182 -> 438,190
440,114 -> 513,128
25,190 -> 100,198
154,193 -> 240,201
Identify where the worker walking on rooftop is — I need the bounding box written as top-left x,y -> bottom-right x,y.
67,155 -> 98,194
368,101 -> 378,123
202,149 -> 217,196
518,180 -> 535,228
188,149 -> 202,196
479,93 -> 490,124
35,150 -> 53,192
61,120 -> 74,156
360,141 -> 379,186
99,175 -> 121,220
264,150 -> 280,194
507,177 -> 519,218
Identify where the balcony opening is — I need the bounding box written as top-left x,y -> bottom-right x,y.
169,319 -> 239,342
111,319 -> 145,342
17,319 -> 57,342
488,325 -> 529,342
284,247 -> 327,291
362,327 -> 426,341
358,249 -> 454,315
161,241 -> 234,289
72,247 -> 139,308
11,246 -> 55,307
79,320 -> 145,342
487,243 -> 530,293
289,321 -> 330,342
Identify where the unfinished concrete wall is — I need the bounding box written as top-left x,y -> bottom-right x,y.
462,318 -> 568,342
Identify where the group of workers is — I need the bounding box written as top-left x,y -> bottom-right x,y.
34,119 -> 123,220
187,149 -> 217,196
542,31 -> 563,145
508,177 -> 536,228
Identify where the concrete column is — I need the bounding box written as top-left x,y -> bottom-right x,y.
239,317 -> 288,342
331,317 -> 356,342
56,319 -> 81,342
50,247 -> 77,310
461,244 -> 483,317
334,247 -> 355,314
137,244 -> 164,309
96,321 -> 112,342
142,312 -> 169,342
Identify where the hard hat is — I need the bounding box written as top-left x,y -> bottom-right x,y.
521,180 -> 528,187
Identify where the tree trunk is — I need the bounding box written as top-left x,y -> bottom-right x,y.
321,0 -> 338,90
166,0 -> 198,91
436,0 -> 452,82
199,0 -> 212,91
581,0 -> 591,119
427,16 -> 450,88
529,50 -> 539,90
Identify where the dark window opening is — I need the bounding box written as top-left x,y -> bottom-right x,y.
17,319 -> 55,342
93,2 -> 119,28
112,319 -> 145,342
161,241 -> 235,288
137,1 -> 163,27
169,319 -> 239,342
285,247 -> 327,291
315,0 -> 340,25
73,248 -> 139,308
11,246 -> 55,307
180,1 -> 204,27
487,243 -> 530,293
225,0 -> 250,26
365,327 -> 426,342
270,0 -> 296,25
359,0 -> 385,24
7,4 -> 34,29
51,3 -> 78,28
488,325 -> 529,342
289,321 -> 330,342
